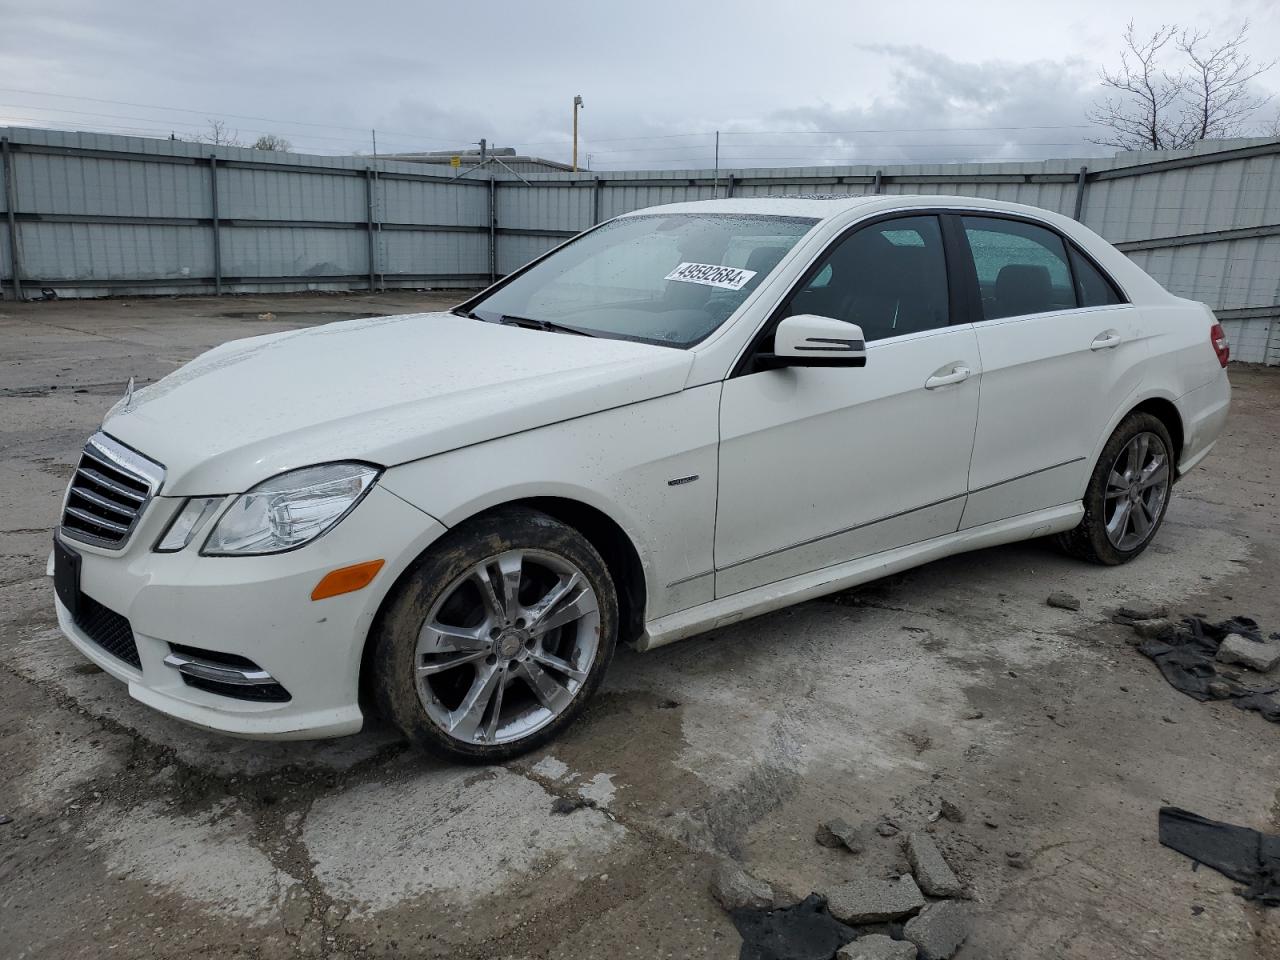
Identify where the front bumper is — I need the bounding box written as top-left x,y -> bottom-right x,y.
49,485 -> 446,740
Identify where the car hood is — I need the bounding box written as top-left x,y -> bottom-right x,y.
103,312 -> 694,495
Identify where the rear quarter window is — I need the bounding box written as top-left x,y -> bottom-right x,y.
1070,246 -> 1126,307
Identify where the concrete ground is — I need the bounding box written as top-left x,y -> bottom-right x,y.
1,292 -> 1278,960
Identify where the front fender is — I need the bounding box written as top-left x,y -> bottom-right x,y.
378,386 -> 722,621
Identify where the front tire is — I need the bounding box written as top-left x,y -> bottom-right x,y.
1057,412 -> 1175,565
372,508 -> 618,762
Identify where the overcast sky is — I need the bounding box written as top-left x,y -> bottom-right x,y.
0,0 -> 1276,169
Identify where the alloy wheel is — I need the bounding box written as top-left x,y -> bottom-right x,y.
414,549 -> 601,746
1104,431 -> 1171,551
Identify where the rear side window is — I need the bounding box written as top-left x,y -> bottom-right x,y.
961,216 -> 1075,320
1070,246 -> 1125,307
784,215 -> 949,341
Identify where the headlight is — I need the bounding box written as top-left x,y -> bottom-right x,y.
202,462 -> 380,556
155,497 -> 224,552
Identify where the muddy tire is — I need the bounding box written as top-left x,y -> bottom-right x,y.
1057,412 -> 1175,565
371,507 -> 617,762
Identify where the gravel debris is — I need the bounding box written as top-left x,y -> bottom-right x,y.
1216,634 -> 1280,672
1132,617 -> 1177,639
711,861 -> 774,912
1118,603 -> 1169,621
823,875 -> 924,924
903,900 -> 974,960
816,817 -> 865,853
905,832 -> 963,898
1046,592 -> 1081,611
837,933 -> 918,959
549,796 -> 595,815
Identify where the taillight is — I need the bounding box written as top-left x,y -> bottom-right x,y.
1210,322 -> 1230,367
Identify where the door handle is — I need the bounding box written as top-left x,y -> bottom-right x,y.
1091,331 -> 1122,350
924,365 -> 971,390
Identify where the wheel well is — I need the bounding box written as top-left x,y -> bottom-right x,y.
358,497 -> 648,711
517,497 -> 648,645
1129,397 -> 1184,465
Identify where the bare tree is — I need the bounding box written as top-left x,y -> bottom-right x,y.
1089,20 -> 1275,150
1177,25 -> 1274,143
198,119 -> 243,147
1089,22 -> 1184,150
252,134 -> 292,152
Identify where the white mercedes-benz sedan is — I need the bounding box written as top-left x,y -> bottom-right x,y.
50,195 -> 1231,759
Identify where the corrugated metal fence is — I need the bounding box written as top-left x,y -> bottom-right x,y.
2,127 -> 1278,363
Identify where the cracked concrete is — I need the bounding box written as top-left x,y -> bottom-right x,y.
303,761 -> 627,915
2,294 -> 1279,958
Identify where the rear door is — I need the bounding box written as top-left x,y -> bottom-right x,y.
952,214 -> 1146,528
715,214 -> 982,597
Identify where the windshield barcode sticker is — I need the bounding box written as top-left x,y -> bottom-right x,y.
664,262 -> 757,291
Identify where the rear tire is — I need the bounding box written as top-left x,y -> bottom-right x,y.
371,508 -> 618,762
1057,412 -> 1175,565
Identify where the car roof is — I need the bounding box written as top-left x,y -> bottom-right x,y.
620,194 -> 1071,224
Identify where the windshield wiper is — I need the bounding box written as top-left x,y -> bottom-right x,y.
498,315 -> 595,337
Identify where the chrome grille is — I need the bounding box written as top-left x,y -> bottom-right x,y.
61,433 -> 164,549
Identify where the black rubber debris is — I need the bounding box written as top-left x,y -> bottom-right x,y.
729,893 -> 858,960
1159,807 -> 1280,906
1135,616 -> 1280,723
549,795 -> 596,815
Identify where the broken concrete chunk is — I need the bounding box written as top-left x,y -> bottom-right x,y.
875,820 -> 900,838
1046,592 -> 1081,611
1216,634 -> 1280,673
836,933 -> 918,960
905,832 -> 963,898
1131,617 -> 1177,639
711,861 -> 774,912
903,900 -> 974,960
939,799 -> 965,823
824,875 -> 925,924
1118,603 -> 1169,621
1206,680 -> 1235,700
279,883 -> 312,936
816,817 -> 865,853
816,822 -> 844,847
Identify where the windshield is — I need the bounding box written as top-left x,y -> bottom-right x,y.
464,213 -> 818,347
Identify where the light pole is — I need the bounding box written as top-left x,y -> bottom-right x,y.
572,94 -> 584,172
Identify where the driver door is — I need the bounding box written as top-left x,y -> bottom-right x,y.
715,214 -> 982,596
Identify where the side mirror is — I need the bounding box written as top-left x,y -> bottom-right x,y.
757,314 -> 866,370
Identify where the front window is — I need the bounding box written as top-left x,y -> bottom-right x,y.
782,215 -> 951,341
464,213 -> 818,346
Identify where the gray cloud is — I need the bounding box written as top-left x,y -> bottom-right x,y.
0,0 -> 1275,169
